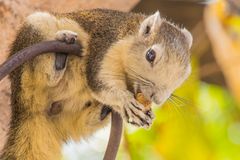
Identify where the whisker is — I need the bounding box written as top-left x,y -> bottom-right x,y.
127,74 -> 152,86
167,98 -> 176,107
128,73 -> 151,85
169,98 -> 183,107
171,94 -> 192,106
168,98 -> 183,116
126,67 -> 154,86
101,76 -> 126,81
170,97 -> 185,106
101,73 -> 126,81
168,98 -> 188,121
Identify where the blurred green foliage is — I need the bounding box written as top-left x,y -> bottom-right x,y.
118,58 -> 240,160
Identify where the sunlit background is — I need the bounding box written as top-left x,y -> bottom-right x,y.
62,0 -> 240,159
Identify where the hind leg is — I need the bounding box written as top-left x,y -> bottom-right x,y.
26,12 -> 88,87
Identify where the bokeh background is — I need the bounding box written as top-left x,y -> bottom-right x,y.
1,0 -> 240,160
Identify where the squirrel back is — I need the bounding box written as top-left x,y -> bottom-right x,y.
1,9 -> 192,160
3,9 -> 142,159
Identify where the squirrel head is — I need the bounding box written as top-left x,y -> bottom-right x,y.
124,11 -> 193,105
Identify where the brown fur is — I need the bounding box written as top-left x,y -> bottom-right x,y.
0,9 -> 192,160
60,9 -> 145,91
0,10 -> 124,160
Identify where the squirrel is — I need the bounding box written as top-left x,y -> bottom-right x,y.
0,9 -> 192,160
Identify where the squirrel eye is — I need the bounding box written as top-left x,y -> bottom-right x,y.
145,26 -> 150,35
146,49 -> 156,63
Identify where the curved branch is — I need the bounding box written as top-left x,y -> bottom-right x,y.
0,41 -> 82,81
103,111 -> 123,160
0,40 -> 123,160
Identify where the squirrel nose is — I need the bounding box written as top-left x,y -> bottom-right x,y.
154,98 -> 162,105
150,93 -> 159,104
151,93 -> 162,105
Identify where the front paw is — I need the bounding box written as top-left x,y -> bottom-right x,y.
55,30 -> 78,44
123,98 -> 154,128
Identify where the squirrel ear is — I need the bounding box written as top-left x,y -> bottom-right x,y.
139,11 -> 161,36
181,28 -> 193,49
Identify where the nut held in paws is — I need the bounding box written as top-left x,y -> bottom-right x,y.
135,93 -> 151,111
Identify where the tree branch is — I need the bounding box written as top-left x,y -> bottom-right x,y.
104,111 -> 123,160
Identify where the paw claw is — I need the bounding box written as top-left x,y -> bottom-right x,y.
122,98 -> 153,128
146,110 -> 155,119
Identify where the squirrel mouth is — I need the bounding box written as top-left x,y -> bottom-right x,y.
131,84 -> 152,108
126,77 -> 152,107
